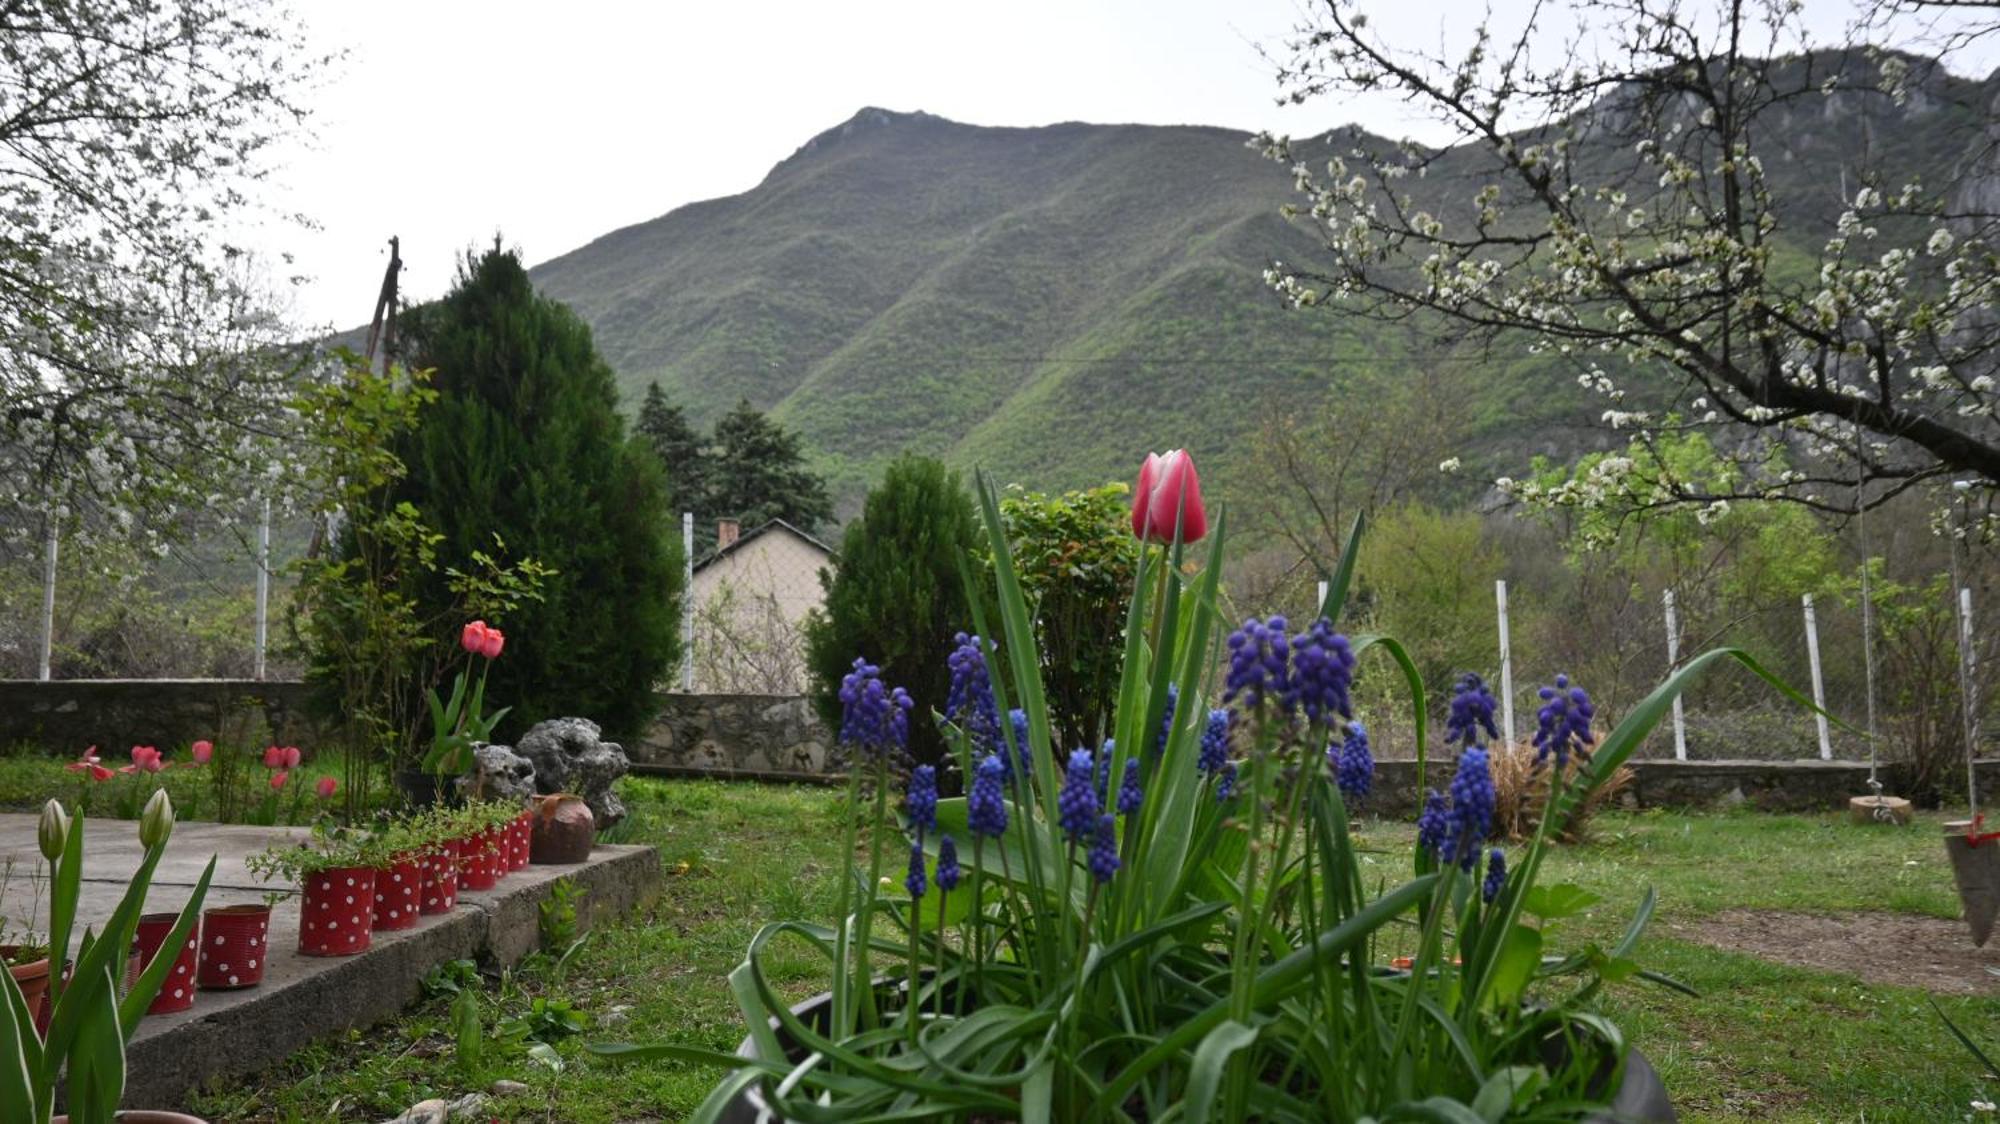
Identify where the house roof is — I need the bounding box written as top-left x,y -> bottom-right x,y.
692,518 -> 833,572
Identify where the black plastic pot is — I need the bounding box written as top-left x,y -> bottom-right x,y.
393,768 -> 460,808
717,988 -> 1675,1123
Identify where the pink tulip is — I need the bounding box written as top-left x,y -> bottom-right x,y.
190,740 -> 213,764
89,764 -> 114,782
125,745 -> 164,773
462,620 -> 491,655
282,746 -> 302,769
480,626 -> 505,660
269,771 -> 289,791
315,776 -> 338,799
64,747 -> 102,774
262,745 -> 285,770
1130,449 -> 1208,544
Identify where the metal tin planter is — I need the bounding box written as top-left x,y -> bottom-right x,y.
421,839 -> 461,914
299,866 -> 377,956
131,912 -> 198,1014
372,854 -> 424,931
197,904 -> 271,990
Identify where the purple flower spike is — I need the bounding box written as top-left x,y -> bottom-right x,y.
905,839 -> 927,900
1059,749 -> 1101,842
1445,673 -> 1502,748
937,835 -> 961,892
1333,720 -> 1372,802
1088,813 -> 1121,884
906,764 -> 937,836
969,754 -> 1008,838
1288,618 -> 1356,725
1198,709 -> 1231,774
1224,616 -> 1292,713
1532,673 -> 1596,770
1118,759 -> 1143,817
1483,848 -> 1507,904
1442,748 -> 1496,871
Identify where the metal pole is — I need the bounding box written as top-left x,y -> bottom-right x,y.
1803,594 -> 1832,760
1496,579 -> 1516,748
1855,427 -> 1881,776
1664,589 -> 1687,761
1950,482 -> 1979,816
681,511 -> 695,692
254,497 -> 271,681
37,516 -> 57,681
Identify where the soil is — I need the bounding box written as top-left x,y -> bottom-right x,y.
1678,909 -> 2000,995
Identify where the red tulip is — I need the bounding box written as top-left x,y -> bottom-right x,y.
89,764 -> 114,783
269,770 -> 289,791
462,620 -> 491,655
261,745 -> 285,770
124,745 -> 164,774
64,746 -> 102,774
190,740 -> 213,764
480,626 -> 505,660
282,746 -> 302,769
315,776 -> 338,799
1130,449 -> 1208,544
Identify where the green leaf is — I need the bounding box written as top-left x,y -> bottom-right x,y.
1470,1067 -> 1547,1122
1520,883 -> 1601,920
1317,512 -> 1366,627
1187,1019 -> 1260,1124
1379,1097 -> 1489,1123
119,855 -> 215,1033
0,945 -> 38,1123
1484,924 -> 1542,1011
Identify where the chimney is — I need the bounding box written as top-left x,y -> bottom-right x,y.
716,519 -> 740,550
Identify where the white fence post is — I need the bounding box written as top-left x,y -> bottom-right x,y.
1803,593 -> 1832,760
1959,585 -> 1980,816
1316,580 -> 1328,617
254,497 -> 271,681
682,512 -> 695,692
37,517 -> 57,681
1664,589 -> 1687,761
1496,579 -> 1516,748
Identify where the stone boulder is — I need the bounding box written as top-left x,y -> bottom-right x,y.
517,717 -> 629,829
455,743 -> 536,803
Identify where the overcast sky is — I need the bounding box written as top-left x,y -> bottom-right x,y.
255,0 -> 1993,329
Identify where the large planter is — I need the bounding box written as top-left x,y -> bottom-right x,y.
1,945 -> 51,1025
299,866 -> 377,956
420,840 -> 461,915
372,853 -> 424,931
130,912 -> 198,1014
531,793 -> 594,864
197,904 -> 271,990
717,989 -> 1675,1124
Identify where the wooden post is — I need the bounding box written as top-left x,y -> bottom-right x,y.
1664,589 -> 1687,761
1496,579 -> 1516,748
1803,594 -> 1832,760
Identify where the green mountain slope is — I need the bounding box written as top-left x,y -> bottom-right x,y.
527,56 -> 1994,514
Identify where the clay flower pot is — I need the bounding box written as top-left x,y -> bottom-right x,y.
0,945 -> 51,1024
420,839 -> 460,915
456,829 -> 503,892
299,866 -> 377,956
197,904 -> 271,990
131,912 -> 198,1014
372,853 -> 424,932
531,793 -> 595,864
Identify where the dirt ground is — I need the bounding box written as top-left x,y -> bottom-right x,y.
1677,909 -> 2000,996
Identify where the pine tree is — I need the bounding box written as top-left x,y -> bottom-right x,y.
634,380 -> 706,514
704,398 -> 834,539
393,248 -> 683,739
803,455 -> 980,768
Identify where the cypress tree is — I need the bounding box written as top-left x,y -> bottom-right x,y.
394,247 -> 682,740
704,398 -> 834,537
804,454 -> 980,769
634,380 -> 706,514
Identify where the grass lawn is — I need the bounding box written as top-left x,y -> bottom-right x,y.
183,778 -> 2000,1122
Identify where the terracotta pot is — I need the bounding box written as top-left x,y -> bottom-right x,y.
52,1104 -> 209,1112
131,912 -> 198,1014
420,839 -> 460,915
197,904 -> 271,990
372,853 -> 424,931
531,793 -> 595,864
1,945 -> 51,1024
456,829 -> 503,892
299,866 -> 377,956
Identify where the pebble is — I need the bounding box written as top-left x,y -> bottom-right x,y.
491,1079 -> 531,1096
381,1092 -> 489,1124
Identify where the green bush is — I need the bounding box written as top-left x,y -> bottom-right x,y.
804,455 -> 980,767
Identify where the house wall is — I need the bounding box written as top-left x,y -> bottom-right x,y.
688,530 -> 829,694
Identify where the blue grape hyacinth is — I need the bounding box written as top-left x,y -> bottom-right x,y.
1442,748 -> 1496,871
1333,720 -> 1373,802
968,754 -> 1008,838
1533,674 -> 1597,770
838,659 -> 913,754
1059,749 -> 1101,841
945,632 -> 1001,750
906,764 -> 937,836
1417,789 -> 1448,856
1216,762 -> 1239,803
905,839 -> 927,900
1224,615 -> 1292,712
1483,847 -> 1507,903
1154,683 -> 1179,756
1198,708 -> 1230,774
1118,759 -> 1143,817
936,835 -> 961,893
1005,708 -> 1032,777
1288,618 -> 1356,725
1088,813 -> 1121,884
1445,673 -> 1502,748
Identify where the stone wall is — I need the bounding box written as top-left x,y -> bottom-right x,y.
0,679 -> 325,752
626,692 -> 836,780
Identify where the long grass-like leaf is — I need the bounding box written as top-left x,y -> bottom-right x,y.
1317,513 -> 1366,628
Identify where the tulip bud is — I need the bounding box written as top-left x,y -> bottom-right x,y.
191,740 -> 213,764
1130,449 -> 1208,544
37,799 -> 69,861
139,789 -> 174,849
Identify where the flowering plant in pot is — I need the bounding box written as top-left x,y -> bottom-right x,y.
246,827 -> 392,957
0,856 -> 54,1024
420,619 -> 511,778
447,801 -> 519,892
594,453 -> 1819,1122
0,793 -> 217,1124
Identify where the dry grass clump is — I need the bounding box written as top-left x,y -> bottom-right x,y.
1487,740 -> 1631,843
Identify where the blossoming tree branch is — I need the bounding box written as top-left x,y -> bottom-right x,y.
1259,0 -> 2000,519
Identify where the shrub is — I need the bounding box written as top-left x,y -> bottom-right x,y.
1486,739 -> 1632,843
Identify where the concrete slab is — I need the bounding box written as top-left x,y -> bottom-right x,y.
0,813 -> 660,1111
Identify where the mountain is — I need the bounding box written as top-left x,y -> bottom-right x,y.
526,53 -> 1995,516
